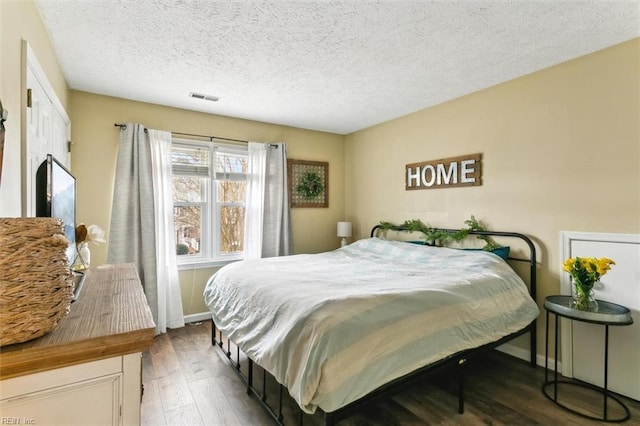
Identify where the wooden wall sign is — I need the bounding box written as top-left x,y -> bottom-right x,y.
405,153 -> 482,190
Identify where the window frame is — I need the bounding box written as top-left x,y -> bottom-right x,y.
172,138 -> 247,269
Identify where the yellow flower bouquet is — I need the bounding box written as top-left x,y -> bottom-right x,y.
563,256 -> 615,311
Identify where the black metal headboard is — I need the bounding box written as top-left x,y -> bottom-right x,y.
370,224 -> 538,364
370,224 -> 537,296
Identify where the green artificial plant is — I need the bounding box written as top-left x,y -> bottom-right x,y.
378,215 -> 500,250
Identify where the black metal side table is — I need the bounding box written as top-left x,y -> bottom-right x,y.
542,295 -> 633,422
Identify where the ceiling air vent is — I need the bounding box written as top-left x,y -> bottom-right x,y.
189,92 -> 219,102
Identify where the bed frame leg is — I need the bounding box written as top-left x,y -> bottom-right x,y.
277,384 -> 284,422
262,368 -> 268,402
530,319 -> 537,367
458,358 -> 466,414
247,359 -> 253,395
212,321 -> 224,350
324,412 -> 334,426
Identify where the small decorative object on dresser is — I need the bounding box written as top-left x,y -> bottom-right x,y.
563,256 -> 616,311
73,223 -> 106,270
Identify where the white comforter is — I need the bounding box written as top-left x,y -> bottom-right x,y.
203,237 -> 539,414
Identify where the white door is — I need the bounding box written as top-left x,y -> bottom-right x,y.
26,66 -> 52,216
560,231 -> 640,400
24,43 -> 71,216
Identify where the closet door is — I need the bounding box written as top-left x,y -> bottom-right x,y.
560,231 -> 640,400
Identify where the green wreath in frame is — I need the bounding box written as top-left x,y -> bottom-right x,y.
296,171 -> 324,198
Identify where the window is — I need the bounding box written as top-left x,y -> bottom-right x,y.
171,139 -> 247,267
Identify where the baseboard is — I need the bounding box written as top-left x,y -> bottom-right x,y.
496,342 -> 561,372
184,312 -> 211,324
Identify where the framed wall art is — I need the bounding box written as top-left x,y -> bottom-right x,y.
287,159 -> 328,208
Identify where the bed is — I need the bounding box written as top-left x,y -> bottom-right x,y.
204,226 -> 539,424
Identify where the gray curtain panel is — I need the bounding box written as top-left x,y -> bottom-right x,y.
107,123 -> 159,328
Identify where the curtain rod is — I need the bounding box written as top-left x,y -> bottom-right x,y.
114,123 -> 250,144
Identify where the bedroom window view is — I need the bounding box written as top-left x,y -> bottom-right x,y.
215,150 -> 247,254
171,141 -> 247,265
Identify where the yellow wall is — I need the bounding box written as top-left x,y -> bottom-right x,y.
0,0 -> 69,216
345,38 -> 640,354
69,91 -> 345,315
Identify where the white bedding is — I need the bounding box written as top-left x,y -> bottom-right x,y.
203,237 -> 539,414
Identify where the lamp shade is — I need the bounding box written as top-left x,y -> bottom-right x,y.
337,222 -> 352,238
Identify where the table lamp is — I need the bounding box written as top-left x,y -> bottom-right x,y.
337,222 -> 352,247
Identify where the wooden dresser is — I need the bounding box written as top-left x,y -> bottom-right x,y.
0,263 -> 155,425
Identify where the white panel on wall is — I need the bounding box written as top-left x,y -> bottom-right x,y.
560,231 -> 640,400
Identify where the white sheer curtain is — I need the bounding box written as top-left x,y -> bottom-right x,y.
107,124 -> 184,334
244,142 -> 292,259
244,143 -> 268,260
148,129 -> 185,332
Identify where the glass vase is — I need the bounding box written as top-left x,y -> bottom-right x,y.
571,284 -> 598,311
76,242 -> 91,270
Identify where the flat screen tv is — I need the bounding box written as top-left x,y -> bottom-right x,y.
36,154 -> 76,266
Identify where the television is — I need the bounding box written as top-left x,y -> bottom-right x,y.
35,154 -> 76,266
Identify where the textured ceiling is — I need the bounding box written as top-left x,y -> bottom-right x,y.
35,1 -> 639,135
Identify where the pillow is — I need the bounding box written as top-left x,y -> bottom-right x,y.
403,240 -> 509,260
463,246 -> 510,261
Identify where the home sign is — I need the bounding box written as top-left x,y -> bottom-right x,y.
405,153 -> 482,190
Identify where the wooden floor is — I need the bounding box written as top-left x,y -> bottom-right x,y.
141,320 -> 640,425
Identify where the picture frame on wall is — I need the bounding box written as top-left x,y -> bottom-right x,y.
287,159 -> 328,208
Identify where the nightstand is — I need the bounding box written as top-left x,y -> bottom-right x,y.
542,295 -> 633,422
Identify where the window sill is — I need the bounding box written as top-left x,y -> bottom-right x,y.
177,258 -> 242,271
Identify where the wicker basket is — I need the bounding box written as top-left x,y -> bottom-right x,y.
0,217 -> 74,346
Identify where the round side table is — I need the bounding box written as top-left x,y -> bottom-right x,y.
542,295 -> 633,422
